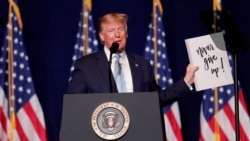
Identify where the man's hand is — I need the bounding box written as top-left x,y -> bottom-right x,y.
184,64 -> 199,86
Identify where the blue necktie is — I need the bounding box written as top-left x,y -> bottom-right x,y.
113,54 -> 127,93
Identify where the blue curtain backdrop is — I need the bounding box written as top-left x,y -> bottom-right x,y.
0,0 -> 250,140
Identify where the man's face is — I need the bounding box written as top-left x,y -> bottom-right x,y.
99,21 -> 128,53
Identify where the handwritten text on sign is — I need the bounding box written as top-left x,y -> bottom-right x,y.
196,44 -> 225,78
185,32 -> 233,91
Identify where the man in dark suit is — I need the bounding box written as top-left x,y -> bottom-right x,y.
67,13 -> 199,106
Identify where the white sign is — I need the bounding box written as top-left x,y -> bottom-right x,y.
185,32 -> 234,91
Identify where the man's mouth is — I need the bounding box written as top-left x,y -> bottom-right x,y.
114,40 -> 121,44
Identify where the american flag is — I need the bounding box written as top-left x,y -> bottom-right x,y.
199,54 -> 250,141
0,2 -> 47,141
144,0 -> 183,140
70,0 -> 98,73
199,0 -> 250,140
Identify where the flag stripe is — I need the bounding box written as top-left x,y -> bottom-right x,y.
239,124 -> 249,141
238,93 -> 250,140
0,89 -> 8,135
163,115 -> 178,141
208,116 -> 229,140
23,99 -> 47,141
219,109 -> 235,139
0,87 -> 8,140
224,99 -> 236,130
200,112 -> 214,141
238,89 -> 249,113
16,115 -> 29,141
164,105 -> 183,141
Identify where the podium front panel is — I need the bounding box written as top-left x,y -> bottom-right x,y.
60,92 -> 164,141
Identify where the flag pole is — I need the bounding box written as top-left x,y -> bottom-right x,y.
212,1 -> 220,140
7,0 -> 24,138
153,0 -> 158,82
7,6 -> 15,140
82,0 -> 90,55
152,0 -> 163,83
233,54 -> 240,141
213,1 -> 240,140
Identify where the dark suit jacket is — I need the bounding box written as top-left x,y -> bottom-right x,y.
67,50 -> 191,107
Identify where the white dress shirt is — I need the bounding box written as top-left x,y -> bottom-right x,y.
104,47 -> 133,92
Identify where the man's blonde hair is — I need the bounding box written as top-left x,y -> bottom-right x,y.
98,13 -> 128,32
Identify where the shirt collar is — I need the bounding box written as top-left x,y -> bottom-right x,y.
104,46 -> 126,60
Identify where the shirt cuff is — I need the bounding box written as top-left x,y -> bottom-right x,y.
184,79 -> 193,91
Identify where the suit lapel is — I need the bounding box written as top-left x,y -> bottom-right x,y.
127,53 -> 141,92
95,51 -> 110,90
95,51 -> 117,92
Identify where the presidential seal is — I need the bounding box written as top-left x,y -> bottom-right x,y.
91,102 -> 130,140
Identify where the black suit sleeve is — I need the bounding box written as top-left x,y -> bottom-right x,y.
158,79 -> 192,107
67,59 -> 88,94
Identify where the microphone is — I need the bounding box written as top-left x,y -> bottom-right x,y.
108,42 -> 119,93
109,42 -> 119,63
110,42 -> 119,54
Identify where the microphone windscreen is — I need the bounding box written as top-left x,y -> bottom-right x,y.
110,42 -> 119,53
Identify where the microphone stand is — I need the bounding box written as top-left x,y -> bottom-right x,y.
108,42 -> 119,93
109,52 -> 114,93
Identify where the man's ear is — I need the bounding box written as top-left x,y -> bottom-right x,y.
99,32 -> 104,42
